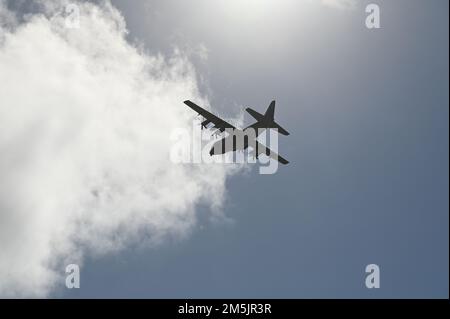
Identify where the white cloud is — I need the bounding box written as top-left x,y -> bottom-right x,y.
0,0 -> 235,297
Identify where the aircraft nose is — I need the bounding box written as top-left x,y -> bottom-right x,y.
209,148 -> 214,156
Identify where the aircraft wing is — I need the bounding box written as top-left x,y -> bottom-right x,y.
184,100 -> 235,132
254,141 -> 289,165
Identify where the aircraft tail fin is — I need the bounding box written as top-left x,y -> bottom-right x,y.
264,100 -> 275,120
246,100 -> 289,135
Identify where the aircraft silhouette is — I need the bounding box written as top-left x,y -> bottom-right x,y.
184,100 -> 289,164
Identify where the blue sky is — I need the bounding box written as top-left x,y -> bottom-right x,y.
57,0 -> 448,298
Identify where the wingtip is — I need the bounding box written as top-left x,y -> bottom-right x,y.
277,155 -> 289,165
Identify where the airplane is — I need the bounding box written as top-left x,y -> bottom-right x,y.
183,100 -> 289,164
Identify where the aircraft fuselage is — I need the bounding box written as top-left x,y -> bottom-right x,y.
209,127 -> 264,155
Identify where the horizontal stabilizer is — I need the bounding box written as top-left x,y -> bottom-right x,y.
255,141 -> 289,165
246,107 -> 264,121
273,121 -> 289,136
